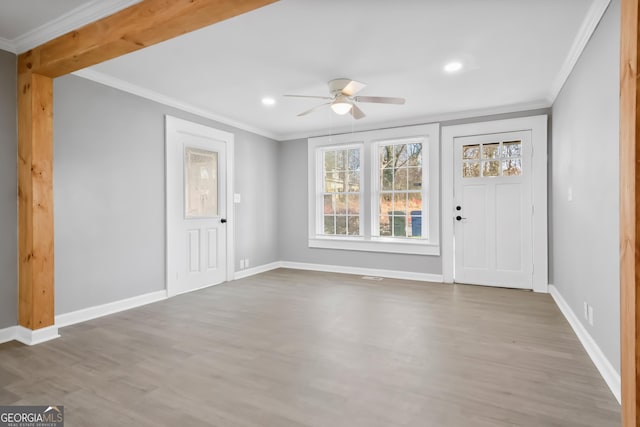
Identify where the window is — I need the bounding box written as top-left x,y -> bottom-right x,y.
308,124 -> 440,255
320,146 -> 362,236
374,139 -> 425,239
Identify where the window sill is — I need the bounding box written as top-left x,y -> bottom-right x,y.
308,237 -> 440,255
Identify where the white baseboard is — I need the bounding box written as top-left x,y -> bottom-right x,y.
280,261 -> 444,283
548,284 -> 621,404
0,326 -> 17,344
234,261 -> 282,280
55,290 -> 168,328
15,325 -> 60,346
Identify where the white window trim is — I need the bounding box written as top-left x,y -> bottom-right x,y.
308,124 -> 440,255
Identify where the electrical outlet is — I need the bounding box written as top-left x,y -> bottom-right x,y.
245,259 -> 250,268
583,302 -> 588,320
240,259 -> 245,269
588,305 -> 594,326
234,193 -> 241,204
568,186 -> 573,202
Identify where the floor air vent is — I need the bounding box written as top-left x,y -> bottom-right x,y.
361,276 -> 384,281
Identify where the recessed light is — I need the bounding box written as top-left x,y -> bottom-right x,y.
444,61 -> 463,73
262,97 -> 276,106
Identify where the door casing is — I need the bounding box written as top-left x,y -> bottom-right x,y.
441,115 -> 548,292
165,115 -> 235,296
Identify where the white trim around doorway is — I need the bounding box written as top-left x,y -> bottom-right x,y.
441,115 -> 548,292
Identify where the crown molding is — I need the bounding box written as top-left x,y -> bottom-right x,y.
12,0 -> 141,54
0,37 -> 16,54
278,99 -> 552,141
73,68 -> 281,141
548,0 -> 611,103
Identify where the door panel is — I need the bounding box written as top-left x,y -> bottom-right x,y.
167,116 -> 233,296
454,131 -> 533,289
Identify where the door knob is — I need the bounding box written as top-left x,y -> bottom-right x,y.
456,206 -> 462,211
220,218 -> 227,224
456,215 -> 467,221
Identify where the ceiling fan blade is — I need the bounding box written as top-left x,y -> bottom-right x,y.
354,96 -> 405,105
284,94 -> 333,100
341,80 -> 366,96
350,104 -> 366,120
297,102 -> 331,117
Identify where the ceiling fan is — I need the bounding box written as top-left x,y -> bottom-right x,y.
284,78 -> 405,120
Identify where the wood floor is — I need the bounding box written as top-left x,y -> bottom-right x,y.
0,269 -> 620,426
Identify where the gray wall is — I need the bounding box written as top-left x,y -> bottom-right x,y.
278,138 -> 442,274
53,75 -> 279,315
0,49 -> 17,328
551,0 -> 620,371
278,109 -> 551,276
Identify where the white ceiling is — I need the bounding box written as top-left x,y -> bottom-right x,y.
0,0 -> 608,141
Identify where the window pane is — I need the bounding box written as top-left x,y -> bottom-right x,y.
502,141 -> 522,158
380,193 -> 392,215
389,212 -> 407,237
347,194 -> 360,215
335,194 -> 347,214
482,161 -> 500,177
463,144 -> 480,160
336,216 -> 347,235
348,171 -> 360,192
381,166 -> 394,191
408,192 -> 422,212
335,150 -> 346,170
323,194 -> 334,214
409,210 -> 422,237
394,193 -> 407,212
324,151 -> 336,172
407,143 -> 422,166
408,167 -> 422,189
393,168 -> 409,190
395,144 -> 408,165
348,216 -> 360,235
482,143 -> 500,159
348,149 -> 360,171
463,161 -> 480,178
324,216 -> 335,234
185,147 -> 217,218
503,159 -> 522,176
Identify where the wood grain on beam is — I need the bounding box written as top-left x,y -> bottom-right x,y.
19,0 -> 278,78
18,70 -> 54,330
620,0 -> 640,424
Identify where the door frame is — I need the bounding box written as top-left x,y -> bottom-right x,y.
441,115 -> 548,292
165,115 -> 235,296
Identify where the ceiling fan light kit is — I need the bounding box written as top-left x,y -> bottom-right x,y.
284,78 -> 405,120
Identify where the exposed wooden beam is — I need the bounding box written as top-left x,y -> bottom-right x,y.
16,0 -> 279,331
20,0 -> 278,77
620,0 -> 640,424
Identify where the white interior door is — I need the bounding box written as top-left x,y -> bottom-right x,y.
166,116 -> 233,296
453,131 -> 533,289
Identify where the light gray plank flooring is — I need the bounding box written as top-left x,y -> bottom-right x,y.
0,269 -> 620,426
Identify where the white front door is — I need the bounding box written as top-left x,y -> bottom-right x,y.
453,131 -> 533,289
166,116 -> 233,296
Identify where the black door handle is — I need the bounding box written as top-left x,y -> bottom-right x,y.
220,218 -> 227,224
456,206 -> 462,211
456,215 -> 467,221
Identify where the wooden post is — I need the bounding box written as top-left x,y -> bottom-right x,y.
620,0 -> 640,424
17,69 -> 54,330
16,0 -> 279,332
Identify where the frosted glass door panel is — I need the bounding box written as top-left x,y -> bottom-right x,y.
185,147 -> 218,218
